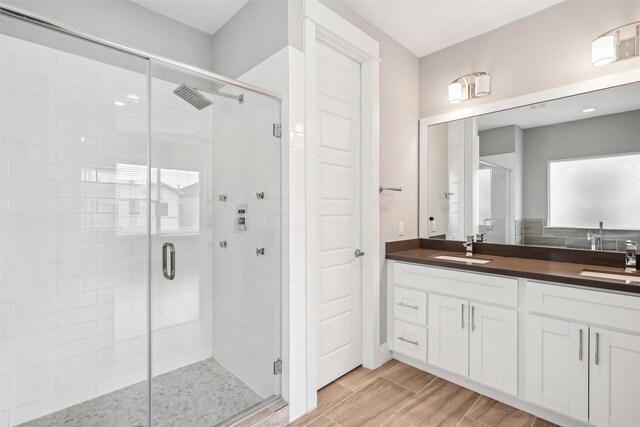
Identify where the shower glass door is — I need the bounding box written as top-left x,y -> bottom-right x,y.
0,14 -> 151,427
476,164 -> 512,244
1,10 -> 282,425
148,62 -> 282,426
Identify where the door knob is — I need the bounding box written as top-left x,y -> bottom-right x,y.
354,249 -> 365,258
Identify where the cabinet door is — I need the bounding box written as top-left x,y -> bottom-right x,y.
428,294 -> 468,376
590,328 -> 640,427
525,315 -> 588,423
469,303 -> 518,395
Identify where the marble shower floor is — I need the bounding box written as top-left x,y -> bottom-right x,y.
20,358 -> 264,427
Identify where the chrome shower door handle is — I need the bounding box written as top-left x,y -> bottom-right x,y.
163,242 -> 175,280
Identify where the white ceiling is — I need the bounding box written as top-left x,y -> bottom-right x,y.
477,83 -> 640,131
130,0 -> 249,35
343,0 -> 563,57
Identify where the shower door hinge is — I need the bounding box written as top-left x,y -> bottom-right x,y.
273,358 -> 282,375
272,123 -> 282,138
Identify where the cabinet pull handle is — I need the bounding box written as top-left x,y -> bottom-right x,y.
398,336 -> 419,346
471,305 -> 476,331
461,304 -> 465,329
595,332 -> 600,365
398,302 -> 419,310
578,329 -> 583,361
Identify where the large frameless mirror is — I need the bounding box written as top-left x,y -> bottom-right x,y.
422,81 -> 640,252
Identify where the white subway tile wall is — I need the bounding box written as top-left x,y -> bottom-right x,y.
0,34 -> 150,425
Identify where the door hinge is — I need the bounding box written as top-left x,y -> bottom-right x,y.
273,358 -> 282,375
272,123 -> 282,138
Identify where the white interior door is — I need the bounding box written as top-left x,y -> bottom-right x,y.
315,42 -> 363,388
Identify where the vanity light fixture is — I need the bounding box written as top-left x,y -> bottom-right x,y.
592,21 -> 640,66
447,72 -> 491,104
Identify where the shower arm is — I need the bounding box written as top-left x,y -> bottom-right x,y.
214,91 -> 244,104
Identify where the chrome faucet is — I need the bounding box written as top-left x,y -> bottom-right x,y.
463,235 -> 474,257
625,240 -> 637,274
587,221 -> 604,251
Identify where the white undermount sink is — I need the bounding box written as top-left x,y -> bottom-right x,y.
580,270 -> 640,283
432,255 -> 492,265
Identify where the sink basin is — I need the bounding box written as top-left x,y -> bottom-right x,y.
580,269 -> 640,283
432,255 -> 492,265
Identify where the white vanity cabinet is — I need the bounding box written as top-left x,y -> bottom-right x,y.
428,294 -> 469,376
388,259 -> 640,427
468,302 -> 518,395
589,328 -> 640,427
525,281 -> 640,427
525,315 -> 589,422
389,261 -> 518,396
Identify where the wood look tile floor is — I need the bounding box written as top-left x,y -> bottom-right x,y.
287,360 -> 558,427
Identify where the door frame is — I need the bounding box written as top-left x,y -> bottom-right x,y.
303,0 -> 382,411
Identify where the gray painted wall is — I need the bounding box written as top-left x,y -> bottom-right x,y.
209,0 -> 289,78
479,126 -> 518,157
419,1 -> 640,118
523,110 -> 640,218
4,0 -> 216,71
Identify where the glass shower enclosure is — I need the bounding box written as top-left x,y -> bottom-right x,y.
476,161 -> 512,244
0,8 -> 282,427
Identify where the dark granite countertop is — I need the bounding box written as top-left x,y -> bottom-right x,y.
386,239 -> 640,295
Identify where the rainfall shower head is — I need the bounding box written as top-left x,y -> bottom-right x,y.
173,83 -> 213,110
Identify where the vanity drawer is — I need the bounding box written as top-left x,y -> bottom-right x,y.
527,280 -> 640,333
394,286 -> 427,325
393,320 -> 427,362
393,262 -> 517,308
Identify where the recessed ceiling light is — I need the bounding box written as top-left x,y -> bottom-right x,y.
582,107 -> 597,113
115,101 -> 125,106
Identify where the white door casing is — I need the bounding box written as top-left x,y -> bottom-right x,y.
304,0 -> 381,413
315,42 -> 363,389
447,121 -> 464,240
